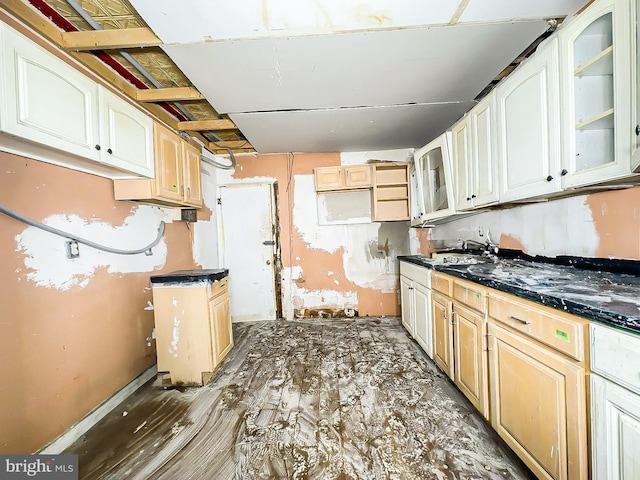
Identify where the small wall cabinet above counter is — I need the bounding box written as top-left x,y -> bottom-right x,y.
114,122 -> 203,208
314,162 -> 411,222
0,20 -> 154,179
314,165 -> 372,191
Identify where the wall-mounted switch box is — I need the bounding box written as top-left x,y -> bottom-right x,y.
181,209 -> 197,222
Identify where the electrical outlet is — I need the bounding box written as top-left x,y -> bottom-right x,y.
65,240 -> 80,259
478,226 -> 485,238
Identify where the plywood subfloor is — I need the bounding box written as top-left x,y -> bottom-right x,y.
65,317 -> 534,479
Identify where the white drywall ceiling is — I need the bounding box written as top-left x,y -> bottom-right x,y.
129,0 -> 590,153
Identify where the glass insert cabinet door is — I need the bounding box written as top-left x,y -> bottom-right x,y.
413,132 -> 456,223
559,0 -> 633,187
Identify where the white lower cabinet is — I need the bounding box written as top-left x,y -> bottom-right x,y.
0,20 -> 153,178
399,261 -> 433,359
590,323 -> 640,480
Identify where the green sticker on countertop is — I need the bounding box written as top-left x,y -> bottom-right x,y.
555,329 -> 570,342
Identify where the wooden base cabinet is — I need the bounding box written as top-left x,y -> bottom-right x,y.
431,272 -> 490,419
488,293 -> 589,480
152,276 -> 233,386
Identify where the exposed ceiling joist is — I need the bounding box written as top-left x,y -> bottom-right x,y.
61,27 -> 160,51
177,119 -> 237,131
210,140 -> 252,149
135,87 -> 204,102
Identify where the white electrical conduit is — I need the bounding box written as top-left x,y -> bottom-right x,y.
64,0 -> 238,170
0,204 -> 165,255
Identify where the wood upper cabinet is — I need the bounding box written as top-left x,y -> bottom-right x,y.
559,0 -> 634,188
0,20 -> 154,179
314,165 -> 372,191
114,122 -> 203,208
487,292 -> 589,480
372,162 -> 410,221
496,38 -> 562,202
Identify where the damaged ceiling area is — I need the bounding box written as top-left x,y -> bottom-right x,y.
3,0 -> 590,154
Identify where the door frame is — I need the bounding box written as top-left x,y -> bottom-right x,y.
216,181 -> 282,320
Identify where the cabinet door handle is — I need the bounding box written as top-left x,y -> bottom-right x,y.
180,185 -> 185,196
635,125 -> 639,136
442,307 -> 447,320
471,194 -> 476,199
560,169 -> 568,176
187,187 -> 191,197
546,175 -> 554,182
510,315 -> 531,325
107,148 -> 113,154
94,144 -> 101,151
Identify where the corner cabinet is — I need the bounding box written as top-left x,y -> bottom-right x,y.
559,0 -> 634,188
0,20 -> 154,179
451,91 -> 499,211
496,38 -> 562,202
412,132 -> 456,225
114,122 -> 203,208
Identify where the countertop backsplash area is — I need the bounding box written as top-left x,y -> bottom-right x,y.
427,185 -> 640,261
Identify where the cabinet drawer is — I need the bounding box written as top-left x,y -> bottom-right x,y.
488,293 -> 587,361
591,323 -> 640,395
432,272 -> 453,296
399,261 -> 430,286
453,279 -> 486,314
209,277 -> 229,298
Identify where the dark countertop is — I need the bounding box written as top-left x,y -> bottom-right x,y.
399,255 -> 640,334
150,269 -> 229,285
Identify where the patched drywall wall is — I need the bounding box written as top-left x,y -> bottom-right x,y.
221,152 -> 410,319
0,153 -> 198,453
427,186 -> 640,260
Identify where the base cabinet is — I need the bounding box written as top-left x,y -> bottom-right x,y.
399,261 -> 433,358
151,276 -> 233,386
432,291 -> 454,378
488,292 -> 589,480
590,323 -> 640,480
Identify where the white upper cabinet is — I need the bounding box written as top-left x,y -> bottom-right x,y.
452,91 -> 499,211
631,0 -> 640,173
412,132 -> 456,224
559,0 -> 634,188
99,87 -> 154,177
0,21 -> 153,179
496,38 -> 562,202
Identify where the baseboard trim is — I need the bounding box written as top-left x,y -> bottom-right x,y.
37,364 -> 157,454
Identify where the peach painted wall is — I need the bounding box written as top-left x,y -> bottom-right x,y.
0,153 -> 199,453
217,152 -> 411,319
428,186 -> 640,260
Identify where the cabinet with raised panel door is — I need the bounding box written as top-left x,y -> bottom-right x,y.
0,20 -> 154,179
487,291 -> 589,480
399,260 -> 433,358
496,38 -> 562,202
314,165 -> 372,191
431,272 -> 489,419
114,122 -> 203,208
452,92 -> 499,211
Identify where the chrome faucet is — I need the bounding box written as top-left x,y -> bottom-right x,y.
461,232 -> 499,256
